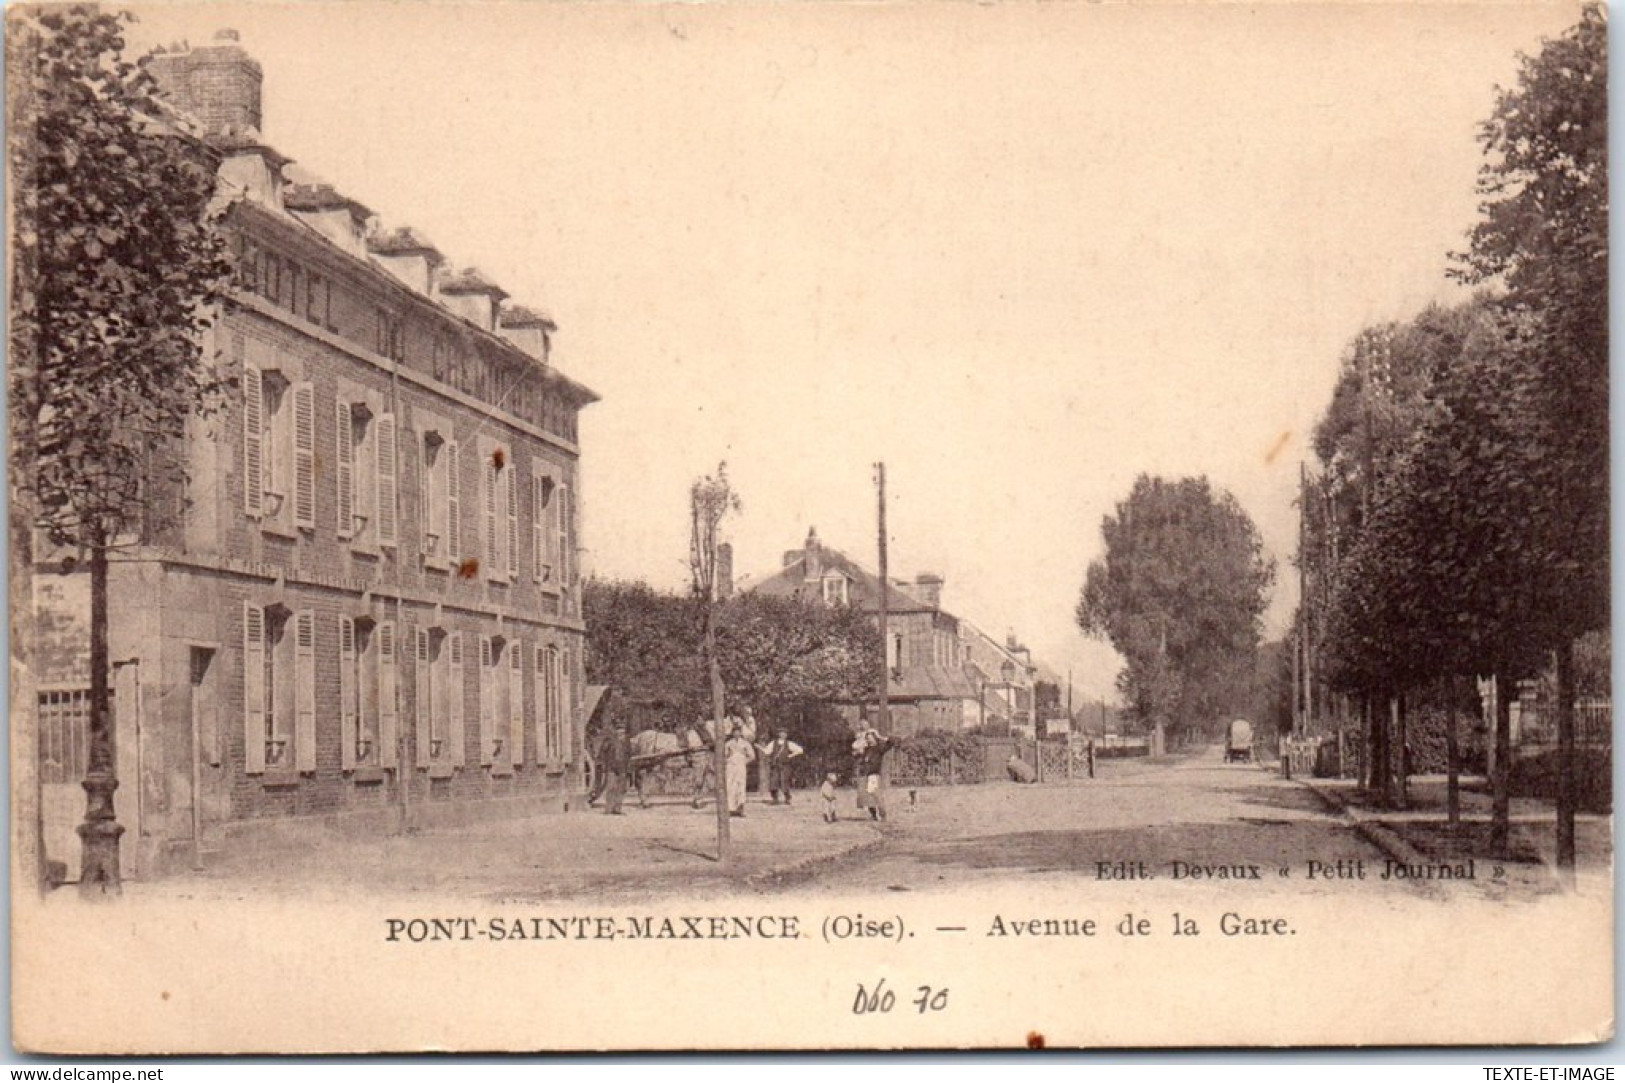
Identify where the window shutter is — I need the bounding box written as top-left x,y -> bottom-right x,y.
448,632 -> 466,766
445,442 -> 460,563
243,364 -> 264,518
505,465 -> 519,580
243,603 -> 266,774
483,458 -> 498,570
532,474 -> 546,583
294,610 -> 316,771
293,383 -> 316,530
376,414 -> 398,547
335,402 -> 354,539
478,635 -> 494,765
547,474 -> 561,584
415,627 -> 432,765
534,644 -> 549,760
559,646 -> 573,763
378,620 -> 399,767
339,616 -> 357,771
421,438 -> 439,557
508,640 -> 524,767
558,483 -> 572,588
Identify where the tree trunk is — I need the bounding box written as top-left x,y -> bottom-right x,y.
1367,692 -> 1388,801
1491,673 -> 1512,857
78,533 -> 123,896
1554,640 -> 1576,886
705,604 -> 729,865
1445,679 -> 1460,828
1387,693 -> 1407,810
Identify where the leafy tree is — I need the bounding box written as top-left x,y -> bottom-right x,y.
9,6 -> 233,894
1317,7 -> 1607,854
580,579 -> 700,716
715,593 -> 879,723
1076,475 -> 1276,747
1455,3 -> 1607,644
582,579 -> 878,736
1464,6 -> 1607,872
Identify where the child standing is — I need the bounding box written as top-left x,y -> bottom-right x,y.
819,772 -> 839,823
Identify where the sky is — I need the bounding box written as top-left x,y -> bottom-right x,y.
124,0 -> 1586,701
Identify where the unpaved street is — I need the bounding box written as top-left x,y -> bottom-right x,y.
800,748 -> 1418,900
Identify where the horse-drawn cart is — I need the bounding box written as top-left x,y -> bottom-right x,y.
1225,718 -> 1255,763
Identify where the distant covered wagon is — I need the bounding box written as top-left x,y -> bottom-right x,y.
1225,719 -> 1255,763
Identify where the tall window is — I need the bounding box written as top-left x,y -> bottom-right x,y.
481,444 -> 513,582
244,603 -> 314,775
341,616 -> 398,770
478,635 -> 522,772
240,340 -> 309,534
420,430 -> 458,566
533,464 -> 557,587
336,397 -> 395,550
537,644 -> 564,763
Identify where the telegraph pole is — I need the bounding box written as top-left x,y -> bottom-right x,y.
1299,460 -> 1311,735
875,463 -> 890,739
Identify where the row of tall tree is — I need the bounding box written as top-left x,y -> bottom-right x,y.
1299,7 -> 1607,869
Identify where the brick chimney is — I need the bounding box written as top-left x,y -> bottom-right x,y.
147,31 -> 286,209
716,542 -> 734,600
914,573 -> 943,609
802,527 -> 823,582
146,29 -> 263,139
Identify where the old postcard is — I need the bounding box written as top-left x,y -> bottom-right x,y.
7,0 -> 1611,1054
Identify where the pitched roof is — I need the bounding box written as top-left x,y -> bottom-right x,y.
437,265 -> 510,301
751,548 -> 936,615
889,663 -> 980,702
368,225 -> 443,259
283,180 -> 373,220
500,304 -> 557,331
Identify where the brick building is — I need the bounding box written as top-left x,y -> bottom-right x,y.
741,529 -> 1037,737
32,31 -> 597,879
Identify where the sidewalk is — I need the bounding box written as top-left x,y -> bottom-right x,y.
1295,772 -> 1613,898
129,794 -> 885,904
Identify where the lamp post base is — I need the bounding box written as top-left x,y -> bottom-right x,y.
77,774 -> 124,898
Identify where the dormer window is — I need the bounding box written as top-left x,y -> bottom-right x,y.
821,573 -> 848,606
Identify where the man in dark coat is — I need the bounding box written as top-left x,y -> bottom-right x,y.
758,727 -> 804,805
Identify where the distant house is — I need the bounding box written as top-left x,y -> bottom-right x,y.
741,529 -> 1036,737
